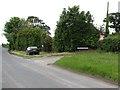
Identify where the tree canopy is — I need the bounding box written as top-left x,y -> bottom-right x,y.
104,12 -> 120,33
54,6 -> 99,52
4,16 -> 52,52
4,17 -> 24,34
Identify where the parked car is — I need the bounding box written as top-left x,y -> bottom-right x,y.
26,46 -> 39,55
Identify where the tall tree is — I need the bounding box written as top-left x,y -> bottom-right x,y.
54,6 -> 99,52
4,17 -> 26,50
27,16 -> 50,34
109,12 -> 120,32
104,12 -> 120,33
4,17 -> 23,34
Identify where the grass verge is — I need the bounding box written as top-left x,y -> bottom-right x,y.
54,51 -> 118,83
9,50 -> 73,58
9,50 -> 42,58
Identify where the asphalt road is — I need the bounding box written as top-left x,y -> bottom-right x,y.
2,47 -> 118,88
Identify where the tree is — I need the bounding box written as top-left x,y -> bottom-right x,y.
109,12 -> 120,33
4,16 -> 52,51
27,16 -> 51,34
4,17 -> 24,34
104,12 -> 120,33
4,17 -> 26,50
42,33 -> 52,52
15,28 -> 43,50
54,6 -> 99,52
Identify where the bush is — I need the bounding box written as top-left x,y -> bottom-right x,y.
2,43 -> 9,48
97,33 -> 120,52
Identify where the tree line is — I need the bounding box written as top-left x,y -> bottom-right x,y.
4,5 -> 120,52
4,16 -> 52,52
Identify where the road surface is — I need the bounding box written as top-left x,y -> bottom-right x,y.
2,47 -> 118,88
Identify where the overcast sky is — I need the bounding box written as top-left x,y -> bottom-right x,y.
0,0 -> 119,45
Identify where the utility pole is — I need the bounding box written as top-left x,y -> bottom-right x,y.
105,2 -> 109,36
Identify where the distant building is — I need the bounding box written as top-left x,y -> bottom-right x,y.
118,1 -> 120,12
99,33 -> 105,41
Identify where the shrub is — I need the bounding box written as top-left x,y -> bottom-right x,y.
97,33 -> 120,52
2,43 -> 9,48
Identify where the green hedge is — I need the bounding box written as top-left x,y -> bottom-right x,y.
97,33 -> 120,52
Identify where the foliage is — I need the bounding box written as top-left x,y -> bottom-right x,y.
2,43 -> 9,48
9,50 -> 73,58
4,16 -> 52,52
4,17 -> 25,34
27,16 -> 51,34
104,12 -> 120,33
54,51 -> 118,82
42,33 -> 52,52
97,33 -> 120,52
109,12 -> 120,32
15,28 -> 43,51
54,6 -> 99,52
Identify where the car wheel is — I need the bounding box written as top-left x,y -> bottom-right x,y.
36,52 -> 39,55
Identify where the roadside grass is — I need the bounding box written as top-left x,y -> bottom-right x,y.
9,50 -> 41,58
54,51 -> 118,82
9,50 -> 73,58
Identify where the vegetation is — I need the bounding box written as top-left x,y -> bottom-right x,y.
104,12 -> 120,33
109,12 -> 120,33
54,51 -> 118,82
9,50 -> 73,58
54,6 -> 99,52
2,4 -> 119,83
3,5 -> 119,53
9,50 -> 46,58
100,6 -> 120,52
2,43 -> 9,48
4,16 -> 52,52
97,33 -> 120,52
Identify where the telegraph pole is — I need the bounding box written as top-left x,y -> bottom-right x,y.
105,2 -> 109,36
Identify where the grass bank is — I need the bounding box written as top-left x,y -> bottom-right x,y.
54,51 -> 118,83
9,50 -> 73,58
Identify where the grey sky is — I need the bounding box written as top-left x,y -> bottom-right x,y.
119,1 -> 120,12
0,0 -> 119,44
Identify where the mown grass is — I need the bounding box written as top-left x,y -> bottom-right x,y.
54,51 -> 118,82
9,50 -> 41,58
9,50 -> 73,58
